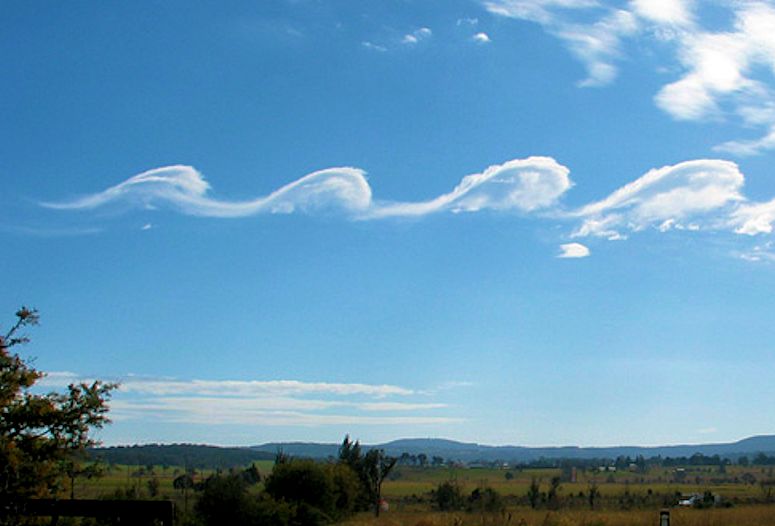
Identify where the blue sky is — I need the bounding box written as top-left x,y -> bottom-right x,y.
5,0 -> 775,448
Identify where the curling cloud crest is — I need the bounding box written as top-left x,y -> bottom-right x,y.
43,157 -> 572,220
572,159 -> 745,239
41,156 -> 775,256
44,165 -> 373,218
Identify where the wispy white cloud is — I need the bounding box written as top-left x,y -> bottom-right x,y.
362,41 -> 387,52
484,0 -> 638,86
630,0 -> 694,27
44,373 -> 461,427
484,0 -> 775,153
736,241 -> 775,262
41,374 -> 414,398
402,27 -> 432,45
111,398 -> 462,426
558,242 -> 590,258
457,17 -> 480,26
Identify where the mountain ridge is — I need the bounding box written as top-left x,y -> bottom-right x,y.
250,435 -> 775,462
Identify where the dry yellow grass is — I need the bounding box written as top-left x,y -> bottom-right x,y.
338,506 -> 775,526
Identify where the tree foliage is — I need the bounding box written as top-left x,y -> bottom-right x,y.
0,307 -> 116,521
338,435 -> 397,516
264,457 -> 360,524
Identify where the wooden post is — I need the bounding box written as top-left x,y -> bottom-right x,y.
660,509 -> 670,526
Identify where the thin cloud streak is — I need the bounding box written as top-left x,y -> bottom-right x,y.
111,399 -> 463,426
41,373 -> 415,398
44,373 -> 459,428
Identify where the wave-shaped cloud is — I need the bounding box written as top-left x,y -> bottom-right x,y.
571,159 -> 745,240
40,156 -> 775,257
42,157 -> 572,219
369,157 -> 571,218
43,165 -> 373,218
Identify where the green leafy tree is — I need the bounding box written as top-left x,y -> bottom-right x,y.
0,307 -> 116,523
337,435 -> 396,516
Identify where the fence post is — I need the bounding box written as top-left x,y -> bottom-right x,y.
660,509 -> 670,526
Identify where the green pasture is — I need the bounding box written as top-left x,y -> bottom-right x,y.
68,461 -> 773,508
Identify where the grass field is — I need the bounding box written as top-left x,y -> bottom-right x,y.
68,462 -> 775,525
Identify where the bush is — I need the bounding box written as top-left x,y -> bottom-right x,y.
468,487 -> 503,512
431,480 -> 465,511
264,459 -> 360,522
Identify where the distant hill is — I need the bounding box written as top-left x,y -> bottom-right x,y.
89,435 -> 775,469
251,435 -> 775,463
89,443 -> 274,469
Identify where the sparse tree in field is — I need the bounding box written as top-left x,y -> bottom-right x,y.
0,307 -> 116,524
417,453 -> 428,467
147,476 -> 160,498
337,435 -> 396,516
527,477 -> 541,509
588,479 -> 600,509
547,476 -> 561,509
361,448 -> 397,516
173,472 -> 195,514
62,454 -> 105,499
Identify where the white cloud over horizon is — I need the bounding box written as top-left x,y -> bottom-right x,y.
40,373 -> 461,428
484,0 -> 775,154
